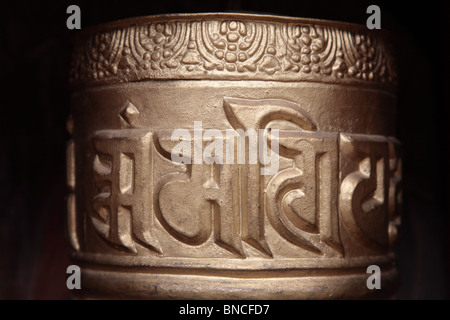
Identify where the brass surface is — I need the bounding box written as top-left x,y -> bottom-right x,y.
67,13 -> 401,299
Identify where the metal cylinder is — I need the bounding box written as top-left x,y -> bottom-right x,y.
67,13 -> 401,299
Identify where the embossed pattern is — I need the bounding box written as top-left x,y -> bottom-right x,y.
70,14 -> 396,87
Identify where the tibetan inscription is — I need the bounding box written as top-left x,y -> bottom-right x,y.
86,98 -> 402,259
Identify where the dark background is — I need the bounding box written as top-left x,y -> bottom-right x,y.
0,0 -> 448,299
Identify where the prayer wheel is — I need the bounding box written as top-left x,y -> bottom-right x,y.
67,13 -> 401,299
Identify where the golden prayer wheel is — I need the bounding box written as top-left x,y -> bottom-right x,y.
67,13 -> 401,299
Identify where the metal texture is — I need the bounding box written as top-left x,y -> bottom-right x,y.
67,13 -> 401,299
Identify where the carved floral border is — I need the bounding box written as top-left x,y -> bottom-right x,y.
70,16 -> 397,88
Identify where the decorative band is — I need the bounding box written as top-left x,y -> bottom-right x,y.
69,13 -> 397,89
